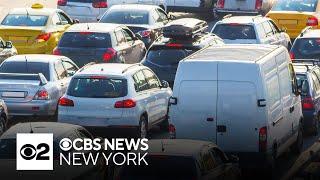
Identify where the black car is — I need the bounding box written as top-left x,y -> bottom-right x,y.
54,23 -> 146,67
141,18 -> 224,87
109,139 -> 240,180
99,4 -> 171,48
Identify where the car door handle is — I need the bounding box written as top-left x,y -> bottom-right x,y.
290,106 -> 295,113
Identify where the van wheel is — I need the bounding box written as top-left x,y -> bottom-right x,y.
291,126 -> 303,154
139,116 -> 148,138
0,115 -> 6,136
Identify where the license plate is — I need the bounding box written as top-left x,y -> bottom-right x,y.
279,20 -> 298,25
2,91 -> 25,98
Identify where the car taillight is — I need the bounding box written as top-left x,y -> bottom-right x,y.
57,0 -> 67,6
138,30 -> 151,38
259,126 -> 267,152
36,33 -> 51,42
169,124 -> 176,139
103,48 -> 117,62
302,96 -> 314,110
166,43 -> 183,47
92,0 -> 108,8
255,0 -> 263,10
114,99 -> 136,108
307,16 -> 318,26
34,89 -> 49,100
59,97 -> 74,107
217,0 -> 225,8
289,52 -> 295,60
53,47 -> 61,55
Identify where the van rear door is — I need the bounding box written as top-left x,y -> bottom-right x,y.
224,0 -> 256,11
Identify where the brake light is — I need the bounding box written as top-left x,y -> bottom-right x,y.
289,52 -> 295,60
259,126 -> 267,152
34,89 -> 49,100
92,1 -> 108,8
138,30 -> 151,38
79,31 -> 93,35
36,33 -> 51,42
53,47 -> 61,55
255,0 -> 263,10
103,48 -> 117,62
57,0 -> 67,6
302,96 -> 314,109
59,97 -> 74,107
307,16 -> 318,26
217,0 -> 225,8
114,99 -> 136,108
229,23 -> 240,26
166,43 -> 183,47
169,124 -> 176,139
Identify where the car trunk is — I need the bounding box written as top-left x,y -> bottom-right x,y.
0,80 -> 40,103
224,0 -> 256,11
0,27 -> 45,47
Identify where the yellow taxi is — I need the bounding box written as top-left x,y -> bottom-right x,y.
266,0 -> 320,39
0,3 -> 76,54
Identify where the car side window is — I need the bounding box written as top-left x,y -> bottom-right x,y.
58,12 -> 72,25
143,69 -> 161,89
122,29 -> 133,42
262,21 -> 273,37
152,10 -> 161,23
289,63 -> 299,94
311,72 -> 320,91
132,71 -> 150,92
256,24 -> 266,39
156,8 -> 168,23
62,60 -> 78,76
54,61 -> 68,80
115,30 -> 126,45
268,20 -> 280,33
52,13 -> 61,25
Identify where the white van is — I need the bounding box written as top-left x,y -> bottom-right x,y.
166,0 -> 214,13
168,44 -> 303,168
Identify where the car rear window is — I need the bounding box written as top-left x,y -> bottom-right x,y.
292,38 -> 320,59
59,32 -> 112,48
100,10 -> 149,25
0,62 -> 50,80
1,15 -> 48,26
272,0 -> 318,12
297,74 -> 309,96
212,24 -> 256,40
67,77 -> 127,98
117,155 -> 198,180
146,48 -> 196,67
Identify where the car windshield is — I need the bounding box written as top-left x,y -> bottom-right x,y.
0,62 -> 50,80
1,15 -> 48,26
147,48 -> 196,67
68,77 -> 127,98
0,139 -> 16,159
117,155 -> 198,180
292,38 -> 320,59
100,10 -> 149,25
296,74 -> 309,96
212,24 -> 256,40
272,0 -> 318,12
59,32 -> 112,48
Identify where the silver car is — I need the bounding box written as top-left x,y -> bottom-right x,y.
0,55 -> 79,119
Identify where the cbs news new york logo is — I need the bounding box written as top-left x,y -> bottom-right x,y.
16,133 -> 53,170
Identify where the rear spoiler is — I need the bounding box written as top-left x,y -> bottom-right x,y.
0,73 -> 48,85
292,59 -> 320,66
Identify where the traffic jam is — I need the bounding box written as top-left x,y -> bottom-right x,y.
0,0 -> 320,179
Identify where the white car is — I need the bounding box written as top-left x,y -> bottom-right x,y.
57,0 -> 167,23
211,16 -> 291,48
168,44 -> 303,169
58,63 -> 172,138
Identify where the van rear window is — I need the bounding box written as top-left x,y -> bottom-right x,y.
212,24 -> 256,40
67,77 -> 127,98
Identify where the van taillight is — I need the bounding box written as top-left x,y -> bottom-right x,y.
289,52 -> 295,60
59,97 -> 74,107
114,99 -> 136,108
302,97 -> 314,110
307,16 -> 318,26
217,0 -> 225,8
255,0 -> 263,10
259,126 -> 267,152
169,124 -> 176,139
103,48 -> 117,62
57,0 -> 67,6
92,0 -> 108,8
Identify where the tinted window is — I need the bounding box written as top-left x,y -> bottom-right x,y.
0,139 -> 15,159
0,62 -> 50,80
100,10 -> 149,25
272,0 -> 318,12
296,74 -> 309,96
291,38 -> 320,59
62,60 -> 78,72
117,156 -> 198,180
132,71 -> 149,92
212,24 -> 256,40
146,49 -> 196,67
59,32 -> 111,48
143,69 -> 160,89
1,15 -> 48,26
68,77 -> 127,98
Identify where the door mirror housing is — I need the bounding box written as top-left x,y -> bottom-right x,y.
5,41 -> 13,48
73,19 -> 80,24
67,70 -> 76,77
161,80 -> 169,88
168,14 -> 176,20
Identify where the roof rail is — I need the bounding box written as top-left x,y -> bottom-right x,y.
292,59 -> 320,67
223,14 -> 232,19
79,62 -> 96,72
122,63 -> 142,74
300,26 -> 313,37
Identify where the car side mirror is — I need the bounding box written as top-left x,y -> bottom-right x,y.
73,19 -> 80,24
280,27 -> 287,33
161,80 -> 169,88
67,70 -> 76,77
226,155 -> 239,163
5,41 -> 12,48
168,14 -> 176,20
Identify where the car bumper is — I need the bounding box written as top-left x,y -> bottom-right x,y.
214,9 -> 260,15
5,100 -> 57,116
15,42 -> 54,54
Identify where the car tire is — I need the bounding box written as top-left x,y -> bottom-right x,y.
139,115 -> 148,138
0,115 -> 6,136
291,125 -> 303,154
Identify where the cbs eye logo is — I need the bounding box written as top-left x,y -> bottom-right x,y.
59,138 -> 72,151
16,133 -> 53,170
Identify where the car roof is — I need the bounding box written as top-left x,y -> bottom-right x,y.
8,6 -> 57,16
299,29 -> 320,38
218,16 -> 265,24
1,122 -> 82,140
76,63 -> 143,76
108,4 -> 158,11
66,23 -> 122,33
146,139 -> 217,156
4,54 -> 64,63
186,44 -> 279,62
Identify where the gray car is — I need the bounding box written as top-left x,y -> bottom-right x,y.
0,55 -> 79,119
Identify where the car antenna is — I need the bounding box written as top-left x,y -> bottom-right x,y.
25,56 -> 28,73
161,140 -> 165,152
29,123 -> 34,133
87,23 -> 90,30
